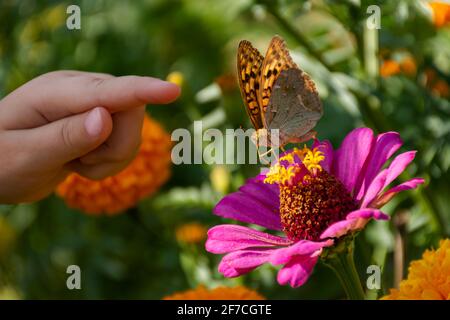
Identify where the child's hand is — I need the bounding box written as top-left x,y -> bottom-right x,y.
0,71 -> 180,203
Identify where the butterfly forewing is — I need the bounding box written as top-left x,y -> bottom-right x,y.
258,36 -> 297,122
237,40 -> 264,130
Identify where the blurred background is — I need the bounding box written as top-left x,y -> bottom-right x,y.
0,0 -> 449,299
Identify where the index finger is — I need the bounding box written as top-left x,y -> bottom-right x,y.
0,71 -> 180,129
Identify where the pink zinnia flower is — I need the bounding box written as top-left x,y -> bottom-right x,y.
206,128 -> 424,288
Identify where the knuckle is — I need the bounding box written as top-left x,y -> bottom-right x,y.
60,121 -> 76,151
127,76 -> 147,105
91,76 -> 106,88
91,77 -> 108,106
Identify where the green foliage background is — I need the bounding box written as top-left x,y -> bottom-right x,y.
0,0 -> 449,299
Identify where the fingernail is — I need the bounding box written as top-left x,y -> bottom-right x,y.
84,107 -> 103,137
155,79 -> 180,90
153,80 -> 181,100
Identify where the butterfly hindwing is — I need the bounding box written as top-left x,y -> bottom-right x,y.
237,40 -> 264,130
266,68 -> 323,145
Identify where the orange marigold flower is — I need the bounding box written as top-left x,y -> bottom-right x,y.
56,114 -> 172,215
425,68 -> 438,83
429,1 -> 450,28
380,59 -> 401,77
431,79 -> 450,97
399,56 -> 417,76
176,222 -> 208,244
424,68 -> 450,98
163,285 -> 265,300
381,56 -> 417,78
382,239 -> 450,300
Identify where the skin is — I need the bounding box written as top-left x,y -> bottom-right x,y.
0,71 -> 180,203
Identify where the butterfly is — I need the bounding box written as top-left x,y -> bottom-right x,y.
237,35 -> 323,150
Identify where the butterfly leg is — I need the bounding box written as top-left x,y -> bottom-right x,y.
258,146 -> 284,165
258,148 -> 272,165
308,130 -> 318,141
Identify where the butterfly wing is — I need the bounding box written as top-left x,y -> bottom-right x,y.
237,40 -> 264,130
266,68 -> 323,145
259,35 -> 297,125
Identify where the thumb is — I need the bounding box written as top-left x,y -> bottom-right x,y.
23,107 -> 112,166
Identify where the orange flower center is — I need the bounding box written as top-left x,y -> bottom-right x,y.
279,170 -> 357,241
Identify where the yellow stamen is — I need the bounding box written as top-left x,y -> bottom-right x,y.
264,164 -> 296,184
303,148 -> 324,172
264,146 -> 324,184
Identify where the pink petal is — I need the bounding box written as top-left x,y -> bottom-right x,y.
360,169 -> 388,208
270,239 -> 333,265
218,249 -> 275,277
360,151 -> 418,208
346,208 -> 389,220
277,255 -> 318,288
319,219 -> 359,239
371,178 -> 425,208
383,151 -> 417,189
240,177 -> 280,209
206,224 -> 292,254
312,140 -> 334,172
320,209 -> 388,239
354,132 -> 402,201
333,128 -> 375,194
213,178 -> 282,231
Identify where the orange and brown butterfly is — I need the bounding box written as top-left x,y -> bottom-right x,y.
237,35 -> 323,148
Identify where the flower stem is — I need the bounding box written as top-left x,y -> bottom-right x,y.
322,240 -> 366,300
